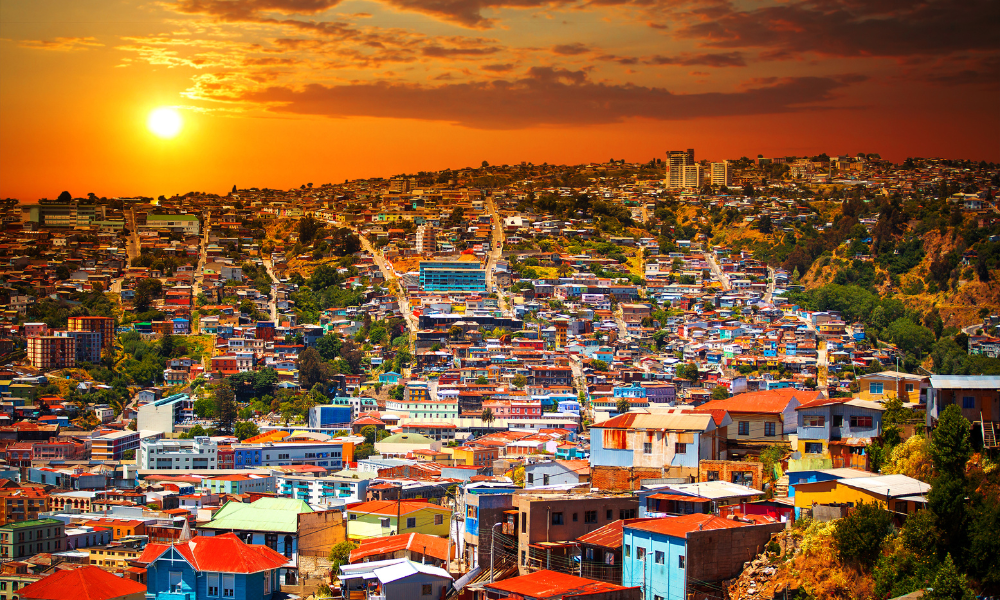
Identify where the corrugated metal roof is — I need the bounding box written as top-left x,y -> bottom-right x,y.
201,497 -> 313,533
592,411 -> 714,431
929,375 -> 1000,389
625,513 -> 747,538
839,474 -> 930,498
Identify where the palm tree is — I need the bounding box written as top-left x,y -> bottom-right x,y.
556,262 -> 572,277
481,408 -> 495,426
616,397 -> 631,415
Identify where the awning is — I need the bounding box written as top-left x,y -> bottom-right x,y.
648,494 -> 710,502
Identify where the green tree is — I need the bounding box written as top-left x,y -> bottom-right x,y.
234,421 -> 260,441
122,449 -> 136,460
512,374 -> 527,389
931,404 -> 972,477
590,359 -> 609,371
833,500 -> 894,570
475,375 -> 488,385
328,540 -> 358,575
298,347 -> 329,389
387,385 -> 404,401
926,554 -> 975,600
966,496 -> 1000,589
710,386 -> 729,400
480,408 -> 495,426
215,382 -> 238,433
616,397 -> 631,415
193,397 -> 216,418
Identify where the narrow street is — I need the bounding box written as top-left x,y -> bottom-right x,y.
764,266 -> 776,304
262,254 -> 279,322
484,195 -> 508,314
706,252 -> 731,291
613,305 -> 632,343
357,233 -> 417,355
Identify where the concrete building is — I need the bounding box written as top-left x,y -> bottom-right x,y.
67,315 -> 115,353
710,161 -> 731,187
0,519 -> 65,560
26,335 -> 75,370
666,149 -> 695,189
91,430 -> 141,461
54,330 -> 101,364
415,225 -> 436,254
419,261 -> 486,292
233,440 -> 354,470
682,164 -> 703,189
137,436 -> 218,470
345,500 -> 451,541
141,213 -> 200,235
137,393 -> 191,434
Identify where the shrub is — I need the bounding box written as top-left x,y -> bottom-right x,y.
833,500 -> 894,570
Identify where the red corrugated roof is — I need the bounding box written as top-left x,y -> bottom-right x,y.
349,532 -> 452,562
694,389 -> 820,415
624,513 -> 747,538
345,500 -> 447,516
575,518 -> 659,549
485,569 -> 630,598
16,565 -> 147,600
135,533 -> 289,574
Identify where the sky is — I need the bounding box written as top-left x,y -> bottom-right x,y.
1,0 -> 998,200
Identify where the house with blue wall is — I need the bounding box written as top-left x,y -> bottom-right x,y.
623,514 -> 783,600
790,398 -> 885,471
137,533 -> 288,600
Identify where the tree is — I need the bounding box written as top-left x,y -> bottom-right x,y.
928,407 -> 972,559
122,449 -> 136,460
925,554 -> 975,600
328,540 -> 358,575
883,434 -> 934,482
475,375 -> 488,385
193,397 -> 216,418
58,191 -> 72,202
215,382 -> 238,433
590,359 -> 609,371
234,421 -> 260,441
966,495 -> 1000,589
480,408 -> 495,426
757,214 -> 772,234
298,347 -> 329,389
931,404 -> 972,477
833,500 -> 894,570
710,386 -> 729,400
512,374 -> 527,389
616,397 -> 631,415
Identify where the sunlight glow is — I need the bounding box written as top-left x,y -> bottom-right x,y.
147,108 -> 183,139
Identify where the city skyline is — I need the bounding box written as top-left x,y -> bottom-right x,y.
2,0 -> 998,200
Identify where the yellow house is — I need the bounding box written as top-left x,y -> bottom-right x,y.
793,474 -> 930,515
859,371 -> 929,405
345,500 -> 451,541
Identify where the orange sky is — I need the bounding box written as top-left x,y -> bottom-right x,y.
1,0 -> 998,200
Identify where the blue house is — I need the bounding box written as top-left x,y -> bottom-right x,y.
379,371 -> 402,385
623,514 -> 783,600
136,533 -> 288,600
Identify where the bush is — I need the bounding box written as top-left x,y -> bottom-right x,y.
834,500 -> 894,570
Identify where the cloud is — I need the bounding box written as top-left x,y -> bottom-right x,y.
551,43 -> 590,56
236,68 -> 863,128
421,44 -> 501,57
16,37 -> 104,51
482,63 -> 515,72
644,51 -> 746,67
172,0 -> 344,20
676,0 -> 1000,58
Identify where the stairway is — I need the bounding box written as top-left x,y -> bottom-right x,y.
774,475 -> 789,498
983,421 -> 997,449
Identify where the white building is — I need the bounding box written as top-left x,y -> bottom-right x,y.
141,214 -> 200,235
276,475 -> 371,506
137,393 -> 191,434
682,164 -> 703,189
666,149 -> 694,188
711,161 -> 731,187
137,436 -> 218,470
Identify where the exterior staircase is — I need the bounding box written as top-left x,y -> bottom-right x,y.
774,475 -> 789,498
982,420 -> 997,449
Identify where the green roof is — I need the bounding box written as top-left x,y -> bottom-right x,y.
149,214 -> 198,221
1,519 -> 62,530
201,498 -> 313,533
378,433 -> 435,445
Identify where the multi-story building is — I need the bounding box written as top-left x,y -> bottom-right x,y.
529,365 -> 573,387
138,436 -> 219,470
67,315 -> 115,353
136,393 -> 191,434
87,542 -> 144,570
0,519 -> 65,560
419,261 -> 486,291
233,440 -> 355,470
91,430 -> 141,461
201,474 -> 276,495
141,213 -> 200,235
682,164 -> 702,189
666,149 -> 695,188
385,397 -> 459,421
26,335 -> 75,369
415,225 -> 436,254
276,475 -> 369,505
53,330 -> 101,364
345,500 -> 451,541
710,161 -> 731,187
0,489 -> 50,526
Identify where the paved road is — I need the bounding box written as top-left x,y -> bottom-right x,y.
262,254 -> 279,322
706,252 -> 731,291
764,267 -> 776,304
357,233 -> 417,355
613,305 -> 632,343
962,321 -> 985,335
484,195 -> 508,314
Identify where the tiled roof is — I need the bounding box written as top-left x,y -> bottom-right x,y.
15,565 -> 146,600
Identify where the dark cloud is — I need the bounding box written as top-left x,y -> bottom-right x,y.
677,0 -> 1000,58
173,0 -> 344,20
482,63 -> 515,72
422,44 -> 500,57
644,51 -> 746,67
551,43 -> 590,56
238,68 -> 864,129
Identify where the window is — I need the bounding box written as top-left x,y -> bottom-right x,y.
208,573 -> 219,597
406,518 -> 416,528
169,572 -> 183,593
586,548 -> 594,560
869,382 -> 884,395
422,584 -> 433,596
585,510 -> 597,523
655,550 -> 664,564
264,572 -> 270,594
894,501 -> 908,514
832,415 -> 843,427
738,421 -> 750,435
222,574 -> 235,598
706,470 -> 720,481
655,596 -> 664,600
572,513 -> 578,522
643,442 -> 652,454
963,396 -> 975,409
679,555 -> 686,568
803,415 -> 825,427
522,513 -> 527,533
543,474 -> 550,486
435,514 -> 444,525
606,510 -> 613,520
619,509 -> 636,520
905,383 -> 915,393
850,416 -> 873,429
521,550 -> 527,565
763,421 -> 776,437
804,442 -> 824,454
674,443 -> 687,454
551,512 -> 564,525
527,473 -> 534,484
380,518 -> 391,528
349,514 -> 357,520
636,547 -> 646,560
624,544 -> 630,558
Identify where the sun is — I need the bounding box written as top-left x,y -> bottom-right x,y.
147,108 -> 183,139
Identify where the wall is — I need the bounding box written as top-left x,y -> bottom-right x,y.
524,463 -> 582,488
685,522 -> 785,583
622,527 -> 686,600
298,510 -> 345,557
697,461 -> 763,490
592,466 -> 688,492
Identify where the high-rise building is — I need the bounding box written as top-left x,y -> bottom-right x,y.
711,161 -> 731,187
666,149 -> 695,188
55,330 -> 101,364
416,225 -> 436,254
682,164 -> 703,189
27,336 -> 77,370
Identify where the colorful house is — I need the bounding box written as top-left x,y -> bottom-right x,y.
136,533 -> 288,600
345,500 -> 451,541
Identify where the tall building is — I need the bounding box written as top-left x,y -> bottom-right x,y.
666,149 -> 695,188
682,164 -> 703,189
415,225 -> 436,254
419,261 -> 486,291
55,330 -> 101,364
26,336 -> 76,370
68,315 -> 115,353
711,161 -> 731,187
